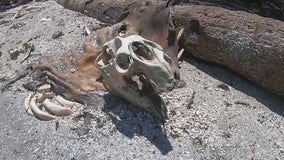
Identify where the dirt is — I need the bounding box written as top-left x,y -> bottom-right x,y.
0,1 -> 283,159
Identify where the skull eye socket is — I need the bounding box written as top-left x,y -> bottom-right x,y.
116,53 -> 131,70
131,42 -> 153,60
114,53 -> 131,74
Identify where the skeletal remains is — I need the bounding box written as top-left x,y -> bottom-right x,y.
25,0 -> 184,120
23,0 -> 284,120
24,83 -> 79,120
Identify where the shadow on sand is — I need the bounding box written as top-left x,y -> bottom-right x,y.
102,94 -> 173,155
184,57 -> 284,117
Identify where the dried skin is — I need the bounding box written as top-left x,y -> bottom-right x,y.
34,47 -> 105,98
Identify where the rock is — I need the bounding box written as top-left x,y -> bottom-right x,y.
217,83 -> 230,91
52,31 -> 64,39
9,49 -> 21,60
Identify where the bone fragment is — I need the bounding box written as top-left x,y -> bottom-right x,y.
20,43 -> 34,63
36,92 -> 54,103
24,93 -> 34,116
177,48 -> 184,60
37,84 -> 51,92
83,26 -> 91,36
30,96 -> 57,121
176,28 -> 184,42
42,99 -> 73,116
55,95 -> 75,108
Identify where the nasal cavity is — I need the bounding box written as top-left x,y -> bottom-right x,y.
117,53 -> 131,70
132,42 -> 152,60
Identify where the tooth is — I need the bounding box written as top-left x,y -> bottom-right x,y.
30,96 -> 57,121
176,28 -> 184,42
42,99 -> 73,116
119,32 -> 125,36
177,48 -> 184,60
24,93 -> 34,116
106,48 -> 110,53
55,95 -> 75,108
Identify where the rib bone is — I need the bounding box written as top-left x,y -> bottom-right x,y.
30,96 -> 57,121
55,95 -> 76,108
42,99 -> 73,116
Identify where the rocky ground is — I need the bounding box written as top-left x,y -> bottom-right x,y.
0,1 -> 283,159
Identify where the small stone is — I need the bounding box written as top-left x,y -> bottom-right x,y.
234,100 -> 250,106
52,31 -> 64,39
217,83 -> 230,91
204,86 -> 212,91
224,101 -> 232,107
83,26 -> 91,36
9,49 -> 21,60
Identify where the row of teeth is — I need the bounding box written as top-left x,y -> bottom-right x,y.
24,84 -> 79,121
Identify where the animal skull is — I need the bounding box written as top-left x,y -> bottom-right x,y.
95,35 -> 175,119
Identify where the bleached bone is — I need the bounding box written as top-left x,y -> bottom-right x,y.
37,84 -> 51,92
30,96 -> 57,121
55,95 -> 75,108
24,93 -> 34,116
36,92 -> 54,103
95,35 -> 175,119
177,48 -> 184,60
42,99 -> 73,116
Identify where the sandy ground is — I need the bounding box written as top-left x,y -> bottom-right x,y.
0,1 -> 283,159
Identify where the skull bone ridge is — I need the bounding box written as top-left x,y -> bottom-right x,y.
95,35 -> 175,119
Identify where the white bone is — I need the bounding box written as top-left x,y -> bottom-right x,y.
176,28 -> 184,42
42,99 -> 73,116
55,95 -> 75,108
36,92 -> 53,103
24,93 -> 34,116
30,96 -> 56,121
95,35 -> 173,119
37,84 -> 51,92
177,48 -> 184,60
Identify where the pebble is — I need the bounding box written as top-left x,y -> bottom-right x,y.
52,31 -> 64,39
